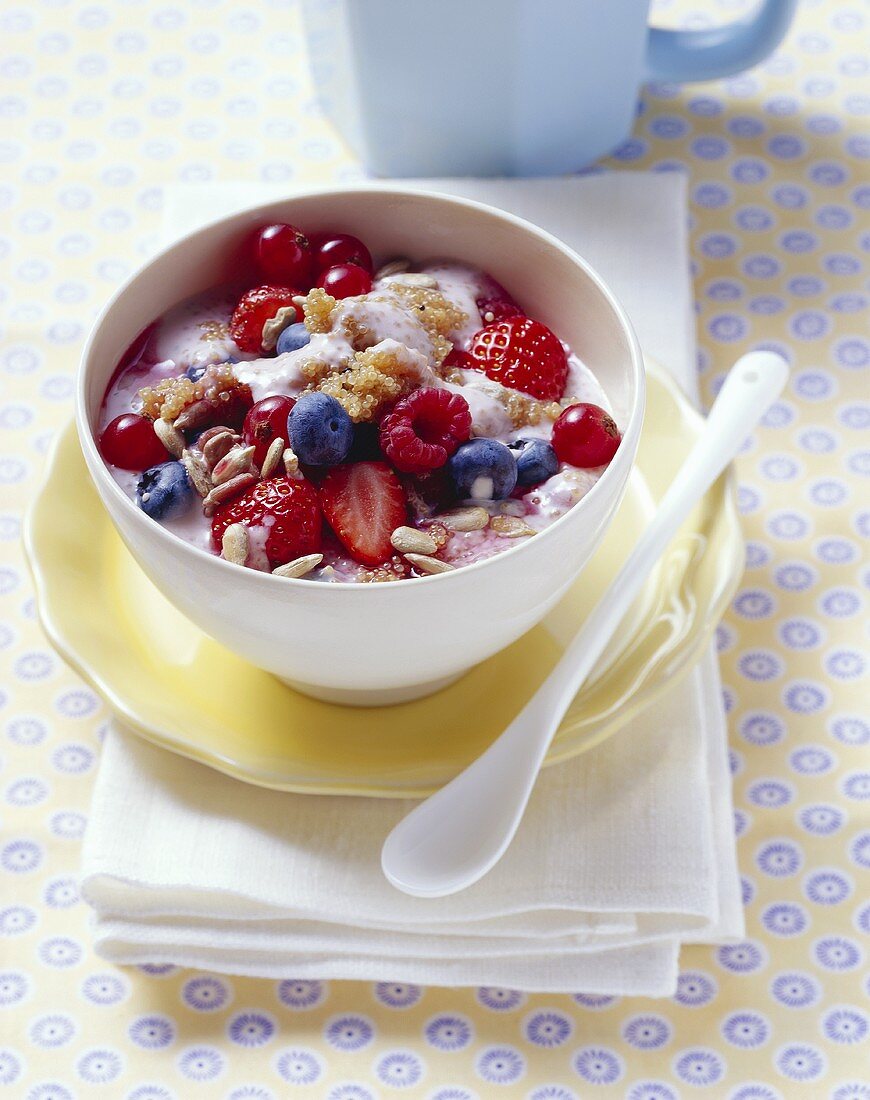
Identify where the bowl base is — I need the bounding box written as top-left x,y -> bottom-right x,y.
278,671 -> 467,708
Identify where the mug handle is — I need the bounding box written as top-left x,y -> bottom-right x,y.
645,0 -> 798,83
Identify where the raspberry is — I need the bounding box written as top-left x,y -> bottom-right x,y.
468,317 -> 568,402
380,388 -> 472,475
211,476 -> 321,567
229,286 -> 300,355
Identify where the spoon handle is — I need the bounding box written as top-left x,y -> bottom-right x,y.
547,350 -> 789,719
382,352 -> 788,897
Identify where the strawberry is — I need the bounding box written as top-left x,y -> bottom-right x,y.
319,461 -> 406,566
211,476 -> 321,568
468,317 -> 569,402
229,285 -> 300,355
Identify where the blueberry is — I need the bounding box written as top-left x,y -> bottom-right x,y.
509,437 -> 559,486
187,356 -> 237,381
287,392 -> 353,466
136,461 -> 194,520
448,438 -> 517,501
276,322 -> 311,356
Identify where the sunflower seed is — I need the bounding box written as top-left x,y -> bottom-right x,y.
260,436 -> 284,479
490,515 -> 535,537
153,416 -> 185,459
202,472 -> 256,514
390,526 -> 438,555
405,553 -> 455,575
221,523 -> 248,566
202,430 -> 236,470
175,398 -> 214,432
261,305 -> 299,352
211,444 -> 257,486
197,424 -> 234,448
272,553 -> 323,579
375,258 -> 411,279
283,447 -> 300,477
181,448 -> 211,497
436,506 -> 490,532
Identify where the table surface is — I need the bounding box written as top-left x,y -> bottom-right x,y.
1,0 -> 868,1097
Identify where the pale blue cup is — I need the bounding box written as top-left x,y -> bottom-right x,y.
302,0 -> 798,177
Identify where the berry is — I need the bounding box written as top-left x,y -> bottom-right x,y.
509,437 -> 560,486
476,292 -> 523,324
443,347 -> 476,371
448,438 -> 517,501
211,476 -> 321,568
552,402 -> 621,467
136,461 -> 193,520
100,413 -> 170,471
242,395 -> 296,467
311,233 -> 373,275
317,263 -> 372,300
403,467 -> 455,518
254,223 -> 313,286
287,392 -> 354,467
275,322 -> 311,356
379,388 -> 472,474
229,286 -> 300,355
189,356 -> 238,381
212,384 -> 254,431
320,461 -> 406,566
468,317 -> 568,402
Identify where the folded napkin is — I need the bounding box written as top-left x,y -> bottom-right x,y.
81,173 -> 744,994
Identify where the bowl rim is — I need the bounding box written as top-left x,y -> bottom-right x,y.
76,184 -> 646,594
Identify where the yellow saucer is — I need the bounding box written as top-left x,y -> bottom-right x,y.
25,369 -> 742,797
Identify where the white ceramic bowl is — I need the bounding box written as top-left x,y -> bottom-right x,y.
77,188 -> 645,705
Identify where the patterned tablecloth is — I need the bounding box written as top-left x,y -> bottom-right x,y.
1,1 -> 868,1097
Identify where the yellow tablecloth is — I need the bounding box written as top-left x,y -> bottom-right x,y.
1,1 -> 867,1096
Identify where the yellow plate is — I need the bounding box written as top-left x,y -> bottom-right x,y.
25,368 -> 743,797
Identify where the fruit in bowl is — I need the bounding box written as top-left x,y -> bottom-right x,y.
99,220 -> 623,584
78,188 -> 643,705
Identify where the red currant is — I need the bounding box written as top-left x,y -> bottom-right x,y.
311,233 -> 373,274
242,395 -> 296,468
317,262 -> 373,299
100,413 -> 170,471
551,403 -> 621,468
254,223 -> 313,286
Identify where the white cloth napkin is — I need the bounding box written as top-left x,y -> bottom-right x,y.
81,173 -> 744,994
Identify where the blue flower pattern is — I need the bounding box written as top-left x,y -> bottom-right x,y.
1,2 -> 867,1094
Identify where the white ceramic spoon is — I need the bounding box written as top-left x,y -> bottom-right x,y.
382,351 -> 789,898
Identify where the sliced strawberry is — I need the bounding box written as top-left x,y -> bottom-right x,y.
468,316 -> 569,402
319,461 -> 406,566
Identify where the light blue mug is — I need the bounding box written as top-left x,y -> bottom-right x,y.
302,0 -> 798,177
